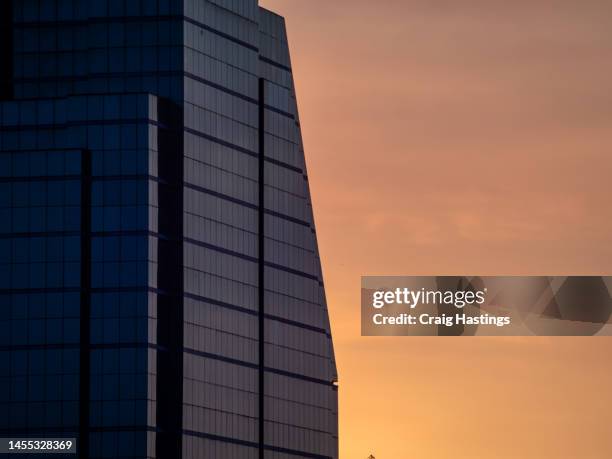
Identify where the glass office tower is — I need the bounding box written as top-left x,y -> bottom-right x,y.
0,1 -> 338,458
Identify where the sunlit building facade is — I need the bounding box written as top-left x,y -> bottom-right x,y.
0,1 -> 338,458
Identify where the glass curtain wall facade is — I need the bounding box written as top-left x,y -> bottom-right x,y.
0,1 -> 338,459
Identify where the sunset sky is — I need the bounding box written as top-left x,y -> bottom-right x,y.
261,1 -> 612,458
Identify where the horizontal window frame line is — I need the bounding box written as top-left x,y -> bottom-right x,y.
264,104 -> 295,120
184,155 -> 258,184
264,339 -> 333,360
0,147 -> 83,153
264,181 -> 309,201
265,233 -> 317,257
183,347 -> 335,387
0,287 -> 81,294
258,56 -> 292,73
184,291 -> 258,318
88,426 -> 157,433
89,342 -> 152,350
0,286 -> 166,295
0,230 -> 81,239
183,346 -> 258,370
9,70 -> 296,121
183,237 -> 321,282
266,261 -> 321,283
184,70 -> 257,105
261,417 -> 337,438
0,287 -> 327,311
0,220 -> 316,257
264,314 -> 330,338
183,291 -> 328,336
183,127 -> 303,174
184,126 -> 258,157
0,427 -> 80,435
184,322 -> 330,359
265,208 -> 311,228
184,72 -> 295,119
183,181 -> 312,227
1,125 -> 301,173
0,118 -> 164,132
182,430 -> 332,459
0,174 -> 153,183
265,155 -> 303,174
0,343 -> 80,351
183,16 -> 259,52
184,180 -> 257,210
13,14 -> 259,53
184,237 -> 257,263
0,174 -> 81,183
264,365 -> 334,388
0,342 -> 157,354
59,342 -> 168,353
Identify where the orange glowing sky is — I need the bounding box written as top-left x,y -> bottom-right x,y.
260,1 -> 612,458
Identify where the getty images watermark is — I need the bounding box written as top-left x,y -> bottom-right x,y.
361,276 -> 612,336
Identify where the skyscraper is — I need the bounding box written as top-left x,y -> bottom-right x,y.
0,1 -> 338,458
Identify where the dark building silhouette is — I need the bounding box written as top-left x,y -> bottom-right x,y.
0,1 -> 338,458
